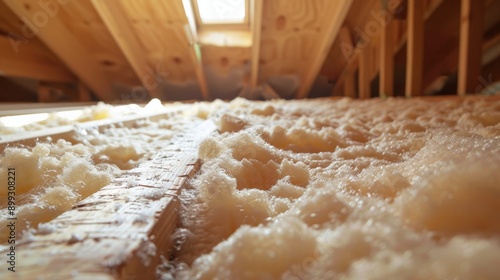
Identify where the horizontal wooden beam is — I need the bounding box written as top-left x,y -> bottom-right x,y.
0,35 -> 75,82
3,0 -> 116,101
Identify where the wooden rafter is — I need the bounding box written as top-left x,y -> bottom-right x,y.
295,0 -> 354,99
189,42 -> 210,100
0,35 -> 75,82
180,0 -> 210,100
90,0 -> 162,99
458,0 -> 484,95
250,0 -> 263,89
2,0 -> 116,101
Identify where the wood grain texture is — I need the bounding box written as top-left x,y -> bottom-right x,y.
202,45 -> 251,77
119,0 -> 196,84
120,0 -> 210,100
90,0 -> 162,99
0,35 -> 75,82
0,120 -> 217,280
2,0 -> 118,101
259,0 -> 350,95
295,0 -> 354,98
55,0 -> 141,88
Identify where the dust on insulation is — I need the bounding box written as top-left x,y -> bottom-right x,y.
1,97 -> 500,279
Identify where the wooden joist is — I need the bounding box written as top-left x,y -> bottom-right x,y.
405,0 -> 424,97
2,0 -> 116,101
0,35 -> 75,82
458,0 -> 484,95
0,120 -> 217,279
90,0 -> 162,99
295,0 -> 354,99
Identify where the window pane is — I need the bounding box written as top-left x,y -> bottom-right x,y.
196,0 -> 246,24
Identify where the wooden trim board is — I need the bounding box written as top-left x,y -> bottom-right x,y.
0,120 -> 217,279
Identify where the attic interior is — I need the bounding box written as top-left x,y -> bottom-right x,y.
0,0 -> 499,103
1,0 -> 500,280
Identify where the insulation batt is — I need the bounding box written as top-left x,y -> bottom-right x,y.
0,103 -> 198,243
166,97 -> 500,280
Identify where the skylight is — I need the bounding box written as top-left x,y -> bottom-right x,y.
196,0 -> 246,24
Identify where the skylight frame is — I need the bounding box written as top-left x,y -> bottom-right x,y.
190,0 -> 250,30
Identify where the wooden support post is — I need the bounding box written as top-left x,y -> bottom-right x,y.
405,0 -> 424,98
458,0 -> 484,96
250,0 -> 263,89
359,48 -> 371,99
380,19 -> 395,97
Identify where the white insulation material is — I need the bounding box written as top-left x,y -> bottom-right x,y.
169,97 -> 500,280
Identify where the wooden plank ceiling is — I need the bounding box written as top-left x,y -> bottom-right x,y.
0,0 -> 499,102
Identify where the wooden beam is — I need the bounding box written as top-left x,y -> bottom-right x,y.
405,0 -> 424,97
2,0 -> 116,101
359,48 -> 372,99
380,20 -> 395,97
250,0 -> 263,89
458,0 -> 484,95
0,120 -> 216,279
295,0 -> 354,99
0,35 -> 75,82
178,0 -> 210,100
90,0 -> 162,99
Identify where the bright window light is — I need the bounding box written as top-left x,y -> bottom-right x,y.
196,0 -> 246,24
